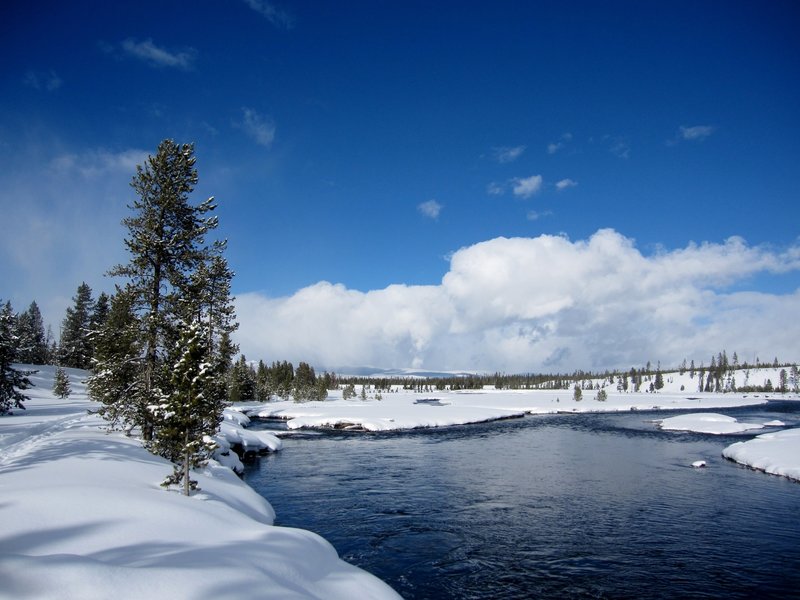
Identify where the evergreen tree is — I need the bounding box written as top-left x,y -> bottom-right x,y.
293,361 -> 317,402
228,355 -> 256,402
573,385 -> 582,401
149,322 -> 218,496
1,301 -> 34,413
60,282 -> 95,369
342,382 -> 356,400
106,140 -> 222,440
88,292 -> 110,359
16,301 -> 48,364
88,288 -> 148,433
654,366 -> 664,390
53,365 -> 71,398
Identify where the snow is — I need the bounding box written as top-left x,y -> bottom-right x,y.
657,413 -> 766,435
0,365 -> 400,599
723,428 -> 800,482
692,460 -> 707,468
246,388 -> 772,432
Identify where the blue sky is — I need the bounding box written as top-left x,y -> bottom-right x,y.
2,1 -> 799,372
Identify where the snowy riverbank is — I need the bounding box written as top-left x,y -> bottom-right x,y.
245,387 -> 776,432
723,428 -> 800,482
0,366 -> 400,599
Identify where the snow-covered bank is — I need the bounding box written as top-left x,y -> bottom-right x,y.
723,428 -> 800,483
0,366 -> 400,599
658,413 -> 767,435
246,388 -> 771,432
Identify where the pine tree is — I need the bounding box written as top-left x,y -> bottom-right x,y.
293,361 -> 316,402
88,288 -> 148,433
1,301 -> 34,414
88,292 -> 110,359
53,365 -> 71,398
149,322 -> 218,496
16,301 -> 47,364
60,282 -> 95,369
106,140 -> 222,440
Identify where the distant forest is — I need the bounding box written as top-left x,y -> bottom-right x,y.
5,288 -> 795,402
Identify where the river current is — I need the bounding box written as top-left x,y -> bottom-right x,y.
243,402 -> 800,599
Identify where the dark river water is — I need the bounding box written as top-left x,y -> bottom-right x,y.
243,402 -> 800,599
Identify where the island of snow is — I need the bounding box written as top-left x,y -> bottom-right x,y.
657,413 -> 766,435
723,428 -> 800,483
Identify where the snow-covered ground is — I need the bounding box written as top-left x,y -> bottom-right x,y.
246,387 -> 775,432
0,366 -> 400,600
723,428 -> 800,482
657,413 -> 768,435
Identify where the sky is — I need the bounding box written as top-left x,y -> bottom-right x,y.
1,0 -> 799,373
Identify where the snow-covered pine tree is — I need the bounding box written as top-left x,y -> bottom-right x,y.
108,140 -> 219,440
16,301 -> 48,365
185,249 -> 238,405
88,287 -> 149,433
53,365 -> 71,398
88,292 -> 110,360
149,321 -> 218,496
1,301 -> 34,414
59,282 -> 95,369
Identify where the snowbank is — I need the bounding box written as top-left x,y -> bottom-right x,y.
245,388 -> 769,432
657,413 -> 766,435
0,366 -> 400,599
723,428 -> 800,482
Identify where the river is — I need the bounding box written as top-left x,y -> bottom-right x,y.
243,402 -> 800,599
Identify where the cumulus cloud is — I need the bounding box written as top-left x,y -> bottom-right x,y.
242,0 -> 295,28
234,230 -> 800,373
486,182 -> 505,196
120,38 -> 197,70
491,145 -> 526,163
418,199 -> 443,219
555,178 -> 577,191
512,175 -> 543,198
238,108 -> 276,147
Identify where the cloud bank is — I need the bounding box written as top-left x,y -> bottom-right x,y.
235,229 -> 800,373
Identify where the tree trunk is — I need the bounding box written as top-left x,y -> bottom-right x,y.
183,430 -> 191,496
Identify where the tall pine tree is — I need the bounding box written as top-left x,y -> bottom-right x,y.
59,282 -> 95,369
107,140 -> 219,440
16,301 -> 47,365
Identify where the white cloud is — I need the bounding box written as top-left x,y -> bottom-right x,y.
242,0 -> 295,28
512,175 -> 543,198
238,108 -> 276,147
547,132 -> 572,154
555,178 -> 578,191
486,182 -> 505,196
526,210 -> 552,221
121,38 -> 197,70
491,145 -> 526,163
23,70 -> 62,92
608,137 -> 630,159
679,125 -> 715,142
234,230 -> 800,373
418,199 -> 442,219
